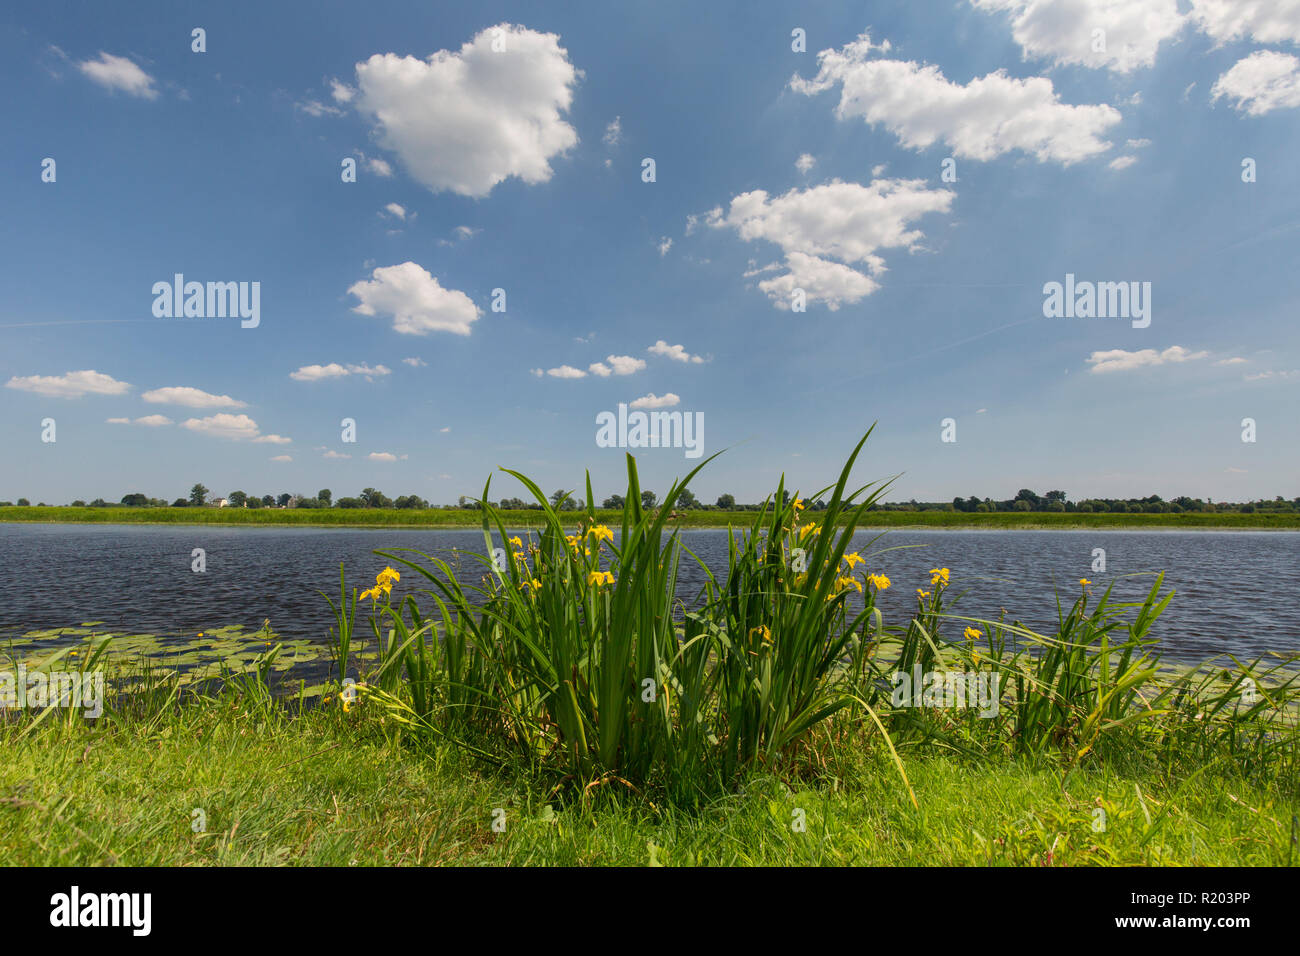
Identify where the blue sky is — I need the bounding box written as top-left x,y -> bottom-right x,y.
2,0 -> 1299,506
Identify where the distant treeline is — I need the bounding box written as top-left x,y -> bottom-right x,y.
898,489 -> 1300,515
1,484 -> 1295,515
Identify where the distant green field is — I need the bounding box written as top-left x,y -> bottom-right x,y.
1,505 -> 1297,530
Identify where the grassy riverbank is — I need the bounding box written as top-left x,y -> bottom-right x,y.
3,505 -> 1298,530
2,700 -> 1293,866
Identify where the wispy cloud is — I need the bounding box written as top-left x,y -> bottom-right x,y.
1085,345 -> 1208,374
142,386 -> 246,408
603,115 -> 623,147
545,365 -> 587,379
107,415 -> 172,427
648,340 -> 706,364
6,370 -> 131,398
289,363 -> 392,382
629,392 -> 680,409
180,413 -> 263,440
78,52 -> 158,99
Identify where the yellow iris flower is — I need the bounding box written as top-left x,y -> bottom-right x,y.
361,566 -> 401,601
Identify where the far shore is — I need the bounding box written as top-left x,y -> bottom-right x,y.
2,505 -> 1298,531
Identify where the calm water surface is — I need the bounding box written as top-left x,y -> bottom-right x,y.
1,524 -> 1297,664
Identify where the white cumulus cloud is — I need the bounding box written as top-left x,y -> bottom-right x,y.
706,179 -> 953,309
590,355 -> 644,376
1212,51 -> 1300,116
608,355 -> 646,375
348,262 -> 482,336
709,180 -> 953,265
791,33 -> 1121,164
757,252 -> 881,311
348,24 -> 580,197
1189,0 -> 1300,46
972,0 -> 1186,73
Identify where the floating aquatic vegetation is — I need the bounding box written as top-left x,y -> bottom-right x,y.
0,622 -> 355,698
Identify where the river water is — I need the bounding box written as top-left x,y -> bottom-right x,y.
1,524 -> 1296,664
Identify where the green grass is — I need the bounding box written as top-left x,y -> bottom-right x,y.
2,505 -> 1297,530
2,701 -> 1294,865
